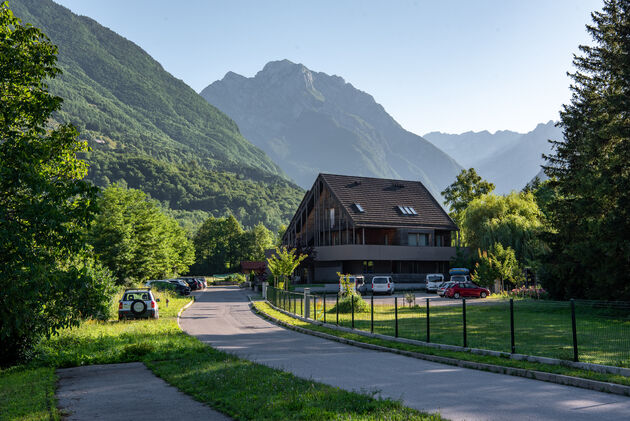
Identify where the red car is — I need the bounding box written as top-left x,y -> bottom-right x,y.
445,282 -> 490,299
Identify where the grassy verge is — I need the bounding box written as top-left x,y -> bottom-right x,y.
254,301 -> 630,388
277,293 -> 630,366
2,290 -> 445,421
0,367 -> 58,421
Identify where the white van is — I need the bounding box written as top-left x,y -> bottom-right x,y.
425,273 -> 445,293
371,276 -> 394,295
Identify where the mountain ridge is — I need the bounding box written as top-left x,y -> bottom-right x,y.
201,59 -> 463,198
424,121 -> 562,193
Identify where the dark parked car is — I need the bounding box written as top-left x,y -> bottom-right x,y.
182,278 -> 200,290
445,282 -> 490,299
196,277 -> 207,289
145,280 -> 190,296
169,279 -> 192,295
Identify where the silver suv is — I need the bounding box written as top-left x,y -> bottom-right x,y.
118,288 -> 159,320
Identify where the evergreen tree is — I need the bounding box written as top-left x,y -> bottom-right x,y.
543,0 -> 630,300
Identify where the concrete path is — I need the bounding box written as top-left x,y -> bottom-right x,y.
180,286 -> 630,421
56,362 -> 230,420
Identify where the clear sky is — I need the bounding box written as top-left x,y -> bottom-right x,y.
54,0 -> 602,135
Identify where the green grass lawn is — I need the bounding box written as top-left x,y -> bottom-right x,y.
272,292 -> 630,367
1,289 -> 444,421
254,301 -> 630,388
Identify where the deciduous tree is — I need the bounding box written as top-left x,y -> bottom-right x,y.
0,3 -> 113,365
441,168 -> 495,232
267,246 -> 307,290
90,185 -> 194,285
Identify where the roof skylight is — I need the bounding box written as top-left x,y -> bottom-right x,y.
354,203 -> 365,213
398,205 -> 417,215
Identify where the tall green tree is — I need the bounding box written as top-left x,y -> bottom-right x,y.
241,223 -> 275,261
90,185 -> 194,285
461,192 -> 546,264
543,0 -> 630,300
441,168 -> 495,230
0,3 -> 113,365
192,214 -> 244,274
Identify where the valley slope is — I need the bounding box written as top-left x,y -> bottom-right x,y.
11,0 -> 303,231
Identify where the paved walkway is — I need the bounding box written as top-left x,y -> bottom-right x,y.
180,286 -> 630,421
56,362 -> 230,420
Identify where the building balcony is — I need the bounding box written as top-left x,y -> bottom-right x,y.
314,244 -> 457,262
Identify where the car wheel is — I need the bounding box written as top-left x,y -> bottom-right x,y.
480,292 -> 487,298
130,299 -> 147,316
454,292 -> 460,299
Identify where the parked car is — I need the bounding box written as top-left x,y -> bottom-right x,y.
169,279 -> 192,295
437,281 -> 455,297
342,275 -> 367,294
196,277 -> 207,288
444,282 -> 490,299
425,273 -> 445,293
118,288 -> 159,320
182,278 -> 200,291
371,276 -> 394,295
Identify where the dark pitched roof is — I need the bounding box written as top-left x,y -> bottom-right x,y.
320,173 -> 457,230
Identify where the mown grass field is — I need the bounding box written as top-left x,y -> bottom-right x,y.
270,291 -> 630,367
1,288 -> 444,421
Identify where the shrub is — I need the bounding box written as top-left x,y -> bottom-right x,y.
331,294 -> 370,313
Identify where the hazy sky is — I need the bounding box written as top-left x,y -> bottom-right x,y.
55,0 -> 602,135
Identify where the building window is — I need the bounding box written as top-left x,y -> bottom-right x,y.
435,235 -> 444,247
329,208 -> 335,229
363,260 -> 374,273
408,233 -> 429,246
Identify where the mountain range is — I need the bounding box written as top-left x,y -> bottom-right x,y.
201,60 -> 463,197
11,0 -> 303,231
424,121 -> 562,194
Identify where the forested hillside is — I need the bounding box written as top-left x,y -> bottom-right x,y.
10,0 -> 303,231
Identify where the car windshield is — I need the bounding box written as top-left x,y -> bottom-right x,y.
124,292 -> 150,301
372,278 -> 388,284
427,276 -> 442,282
451,275 -> 467,283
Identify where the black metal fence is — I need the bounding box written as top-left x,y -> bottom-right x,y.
265,287 -> 630,367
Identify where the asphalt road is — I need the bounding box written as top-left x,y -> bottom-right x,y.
56,362 -> 230,420
180,286 -> 630,421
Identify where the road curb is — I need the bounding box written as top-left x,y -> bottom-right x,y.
249,300 -> 630,398
177,296 -> 195,329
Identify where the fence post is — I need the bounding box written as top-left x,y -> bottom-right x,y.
462,298 -> 467,348
262,282 -> 268,300
351,295 -> 355,329
571,299 -> 579,362
395,296 -> 399,338
293,293 -> 296,315
371,292 -> 374,333
304,288 -> 310,319
510,298 -> 515,354
314,296 -> 318,321
426,298 -> 430,343
336,293 -> 339,325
